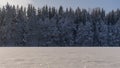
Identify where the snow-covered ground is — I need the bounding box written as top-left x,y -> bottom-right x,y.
0,47 -> 120,68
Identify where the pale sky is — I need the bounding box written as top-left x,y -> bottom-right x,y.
0,0 -> 120,12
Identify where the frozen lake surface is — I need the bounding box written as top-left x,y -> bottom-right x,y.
0,47 -> 120,68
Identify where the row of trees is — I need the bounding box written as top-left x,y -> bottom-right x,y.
0,3 -> 120,46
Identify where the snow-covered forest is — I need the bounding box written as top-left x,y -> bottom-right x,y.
0,3 -> 120,46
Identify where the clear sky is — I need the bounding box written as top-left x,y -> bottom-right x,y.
0,0 -> 120,12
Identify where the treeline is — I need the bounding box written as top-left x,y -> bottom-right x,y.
0,3 -> 120,46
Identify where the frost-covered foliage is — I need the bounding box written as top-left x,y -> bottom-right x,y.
0,4 -> 120,46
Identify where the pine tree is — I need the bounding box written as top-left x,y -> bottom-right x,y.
0,3 -> 120,46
